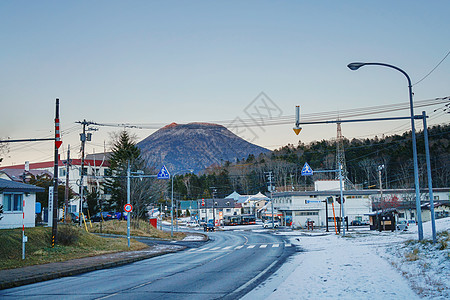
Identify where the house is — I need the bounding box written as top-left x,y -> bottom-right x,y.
197,198 -> 237,224
420,202 -> 450,222
0,178 -> 44,229
226,191 -> 269,215
371,188 -> 450,222
0,157 -> 110,214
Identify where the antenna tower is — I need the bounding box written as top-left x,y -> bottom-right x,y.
335,122 -> 354,189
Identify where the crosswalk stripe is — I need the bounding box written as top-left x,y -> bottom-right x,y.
235,245 -> 244,249
285,243 -> 292,247
260,244 -> 267,248
248,245 -> 256,249
197,247 -> 210,251
210,247 -> 221,250
273,244 -> 279,248
223,246 -> 232,250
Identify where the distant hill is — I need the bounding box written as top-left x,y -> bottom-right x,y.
137,122 -> 271,173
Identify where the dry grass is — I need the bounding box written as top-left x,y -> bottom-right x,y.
88,219 -> 186,240
405,248 -> 420,261
0,225 -> 148,270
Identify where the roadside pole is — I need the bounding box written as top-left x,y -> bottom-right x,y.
339,163 -> 345,236
422,111 -> 437,243
51,99 -> 61,248
22,196 -> 26,259
127,162 -> 131,248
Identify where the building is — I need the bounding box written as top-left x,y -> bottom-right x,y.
274,180 -> 450,229
0,178 -> 44,229
273,180 -> 380,228
226,191 -> 269,215
197,198 -> 237,225
0,157 -> 110,214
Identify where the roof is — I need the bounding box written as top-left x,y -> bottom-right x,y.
227,191 -> 269,204
0,158 -> 109,170
0,169 -> 53,182
0,178 -> 45,193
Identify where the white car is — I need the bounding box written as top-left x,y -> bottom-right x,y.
187,221 -> 200,227
263,221 -> 280,228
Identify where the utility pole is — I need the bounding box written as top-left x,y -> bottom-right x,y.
265,172 -> 275,228
211,187 -> 217,227
64,145 -> 71,223
378,165 -> 384,213
51,98 -> 62,247
76,120 -> 94,226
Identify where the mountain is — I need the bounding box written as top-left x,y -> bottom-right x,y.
137,122 -> 271,174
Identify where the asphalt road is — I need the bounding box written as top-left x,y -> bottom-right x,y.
0,229 -> 296,300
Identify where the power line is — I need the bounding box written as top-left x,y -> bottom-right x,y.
413,48 -> 450,86
90,96 -> 449,130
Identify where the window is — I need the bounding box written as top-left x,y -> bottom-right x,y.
398,213 -> 405,218
3,193 -> 23,212
60,168 -> 66,177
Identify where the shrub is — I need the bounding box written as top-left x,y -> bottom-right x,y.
56,225 -> 80,246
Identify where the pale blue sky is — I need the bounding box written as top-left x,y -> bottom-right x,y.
1,1 -> 449,166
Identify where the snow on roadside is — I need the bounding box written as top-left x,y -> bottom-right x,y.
243,217 -> 450,300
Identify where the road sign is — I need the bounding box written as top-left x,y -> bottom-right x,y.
124,204 -> 133,212
157,165 -> 170,179
301,162 -> 314,176
336,197 -> 345,204
306,200 -> 322,204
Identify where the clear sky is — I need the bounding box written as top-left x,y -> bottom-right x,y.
1,0 -> 449,166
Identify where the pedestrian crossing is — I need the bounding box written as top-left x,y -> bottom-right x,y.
187,243 -> 292,252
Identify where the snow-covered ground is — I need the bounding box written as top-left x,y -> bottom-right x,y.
243,218 -> 450,300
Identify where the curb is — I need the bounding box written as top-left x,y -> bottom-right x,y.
0,246 -> 183,290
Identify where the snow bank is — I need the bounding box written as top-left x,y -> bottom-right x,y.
243,217 -> 450,299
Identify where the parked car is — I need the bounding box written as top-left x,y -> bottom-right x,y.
407,220 -> 416,225
91,211 -> 117,222
396,220 -> 408,231
350,220 -> 362,226
187,221 -> 200,227
115,212 -> 127,220
263,220 -> 280,228
59,212 -> 79,223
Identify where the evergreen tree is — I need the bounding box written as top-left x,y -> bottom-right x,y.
104,131 -> 142,214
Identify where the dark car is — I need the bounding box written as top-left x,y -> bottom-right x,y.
350,220 -> 362,226
91,211 -> 117,222
203,221 -> 215,232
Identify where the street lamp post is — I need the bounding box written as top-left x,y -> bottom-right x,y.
347,62 -> 424,240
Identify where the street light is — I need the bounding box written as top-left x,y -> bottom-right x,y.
347,62 -> 424,240
171,169 -> 193,237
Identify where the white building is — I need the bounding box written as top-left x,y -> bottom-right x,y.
0,178 -> 44,229
273,180 -> 379,228
0,157 -> 110,214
